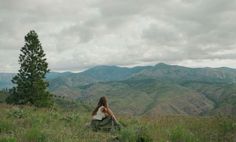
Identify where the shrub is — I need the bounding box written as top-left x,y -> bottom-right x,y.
60,113 -> 80,123
0,91 -> 8,103
7,107 -> 26,118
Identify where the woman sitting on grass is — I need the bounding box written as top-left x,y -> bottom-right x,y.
91,96 -> 120,132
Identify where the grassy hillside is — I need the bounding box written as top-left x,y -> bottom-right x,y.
78,80 -> 215,116
1,63 -> 236,116
0,104 -> 235,142
46,64 -> 236,116
183,82 -> 236,115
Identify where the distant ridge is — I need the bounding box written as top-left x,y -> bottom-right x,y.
1,63 -> 236,116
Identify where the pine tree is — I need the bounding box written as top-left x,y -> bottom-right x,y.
6,30 -> 53,107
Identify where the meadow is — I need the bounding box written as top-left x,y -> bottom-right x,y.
0,103 -> 235,142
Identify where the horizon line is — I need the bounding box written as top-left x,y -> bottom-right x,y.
1,62 -> 236,74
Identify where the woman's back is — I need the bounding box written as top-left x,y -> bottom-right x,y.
90,96 -> 121,132
92,106 -> 106,120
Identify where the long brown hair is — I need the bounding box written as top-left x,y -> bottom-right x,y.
92,96 -> 108,115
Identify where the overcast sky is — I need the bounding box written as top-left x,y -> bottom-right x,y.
0,0 -> 236,72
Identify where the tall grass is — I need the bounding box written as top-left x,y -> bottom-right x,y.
0,104 -> 235,142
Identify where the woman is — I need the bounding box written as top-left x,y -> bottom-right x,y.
90,96 -> 120,132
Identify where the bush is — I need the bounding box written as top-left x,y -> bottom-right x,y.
7,107 -> 26,118
0,91 -> 8,103
60,113 -> 80,123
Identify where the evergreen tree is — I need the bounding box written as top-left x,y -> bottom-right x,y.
6,30 -> 53,107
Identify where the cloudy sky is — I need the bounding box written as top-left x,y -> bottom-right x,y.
0,0 -> 236,72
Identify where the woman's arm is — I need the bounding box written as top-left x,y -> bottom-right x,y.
107,108 -> 118,121
102,107 -> 118,122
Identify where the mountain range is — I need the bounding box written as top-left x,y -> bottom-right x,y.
1,63 -> 236,116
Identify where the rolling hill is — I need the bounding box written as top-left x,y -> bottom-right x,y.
1,63 -> 236,116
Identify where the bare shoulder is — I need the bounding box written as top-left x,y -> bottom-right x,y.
101,106 -> 108,113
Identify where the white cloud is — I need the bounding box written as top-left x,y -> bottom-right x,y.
0,0 -> 236,72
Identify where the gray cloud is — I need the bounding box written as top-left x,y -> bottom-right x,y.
0,0 -> 236,72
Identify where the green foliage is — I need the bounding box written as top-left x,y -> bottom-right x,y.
136,126 -> 153,142
118,125 -> 153,142
169,125 -> 197,142
60,113 -> 80,123
218,116 -> 236,137
118,127 -> 137,142
0,137 -> 16,142
7,107 -> 26,119
23,128 -> 47,142
0,104 -> 235,142
0,120 -> 13,133
6,30 -> 53,107
0,91 -> 8,103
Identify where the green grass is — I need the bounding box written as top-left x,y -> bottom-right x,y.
0,104 -> 235,142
